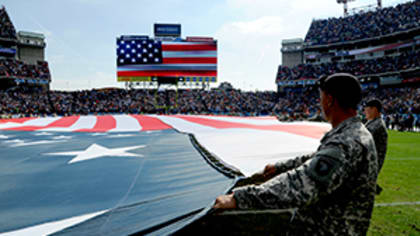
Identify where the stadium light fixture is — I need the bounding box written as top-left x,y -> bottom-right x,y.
336,0 -> 356,16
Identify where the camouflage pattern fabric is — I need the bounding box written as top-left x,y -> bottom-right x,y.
365,117 -> 388,173
233,117 -> 378,235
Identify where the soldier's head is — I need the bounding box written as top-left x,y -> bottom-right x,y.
364,99 -> 382,120
318,73 -> 362,124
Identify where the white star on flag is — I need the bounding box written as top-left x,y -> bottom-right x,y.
0,134 -> 9,139
45,144 -> 146,164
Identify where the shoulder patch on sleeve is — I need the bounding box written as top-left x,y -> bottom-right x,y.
306,147 -> 344,185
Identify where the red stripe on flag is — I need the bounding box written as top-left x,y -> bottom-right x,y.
75,115 -> 116,132
175,116 -> 329,139
162,44 -> 217,51
117,71 -> 217,77
162,58 -> 217,64
4,116 -> 80,131
130,115 -> 172,131
0,117 -> 37,124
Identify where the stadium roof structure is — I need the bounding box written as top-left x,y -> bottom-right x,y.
18,31 -> 45,40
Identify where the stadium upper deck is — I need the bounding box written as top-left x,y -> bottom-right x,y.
276,0 -> 420,84
304,0 -> 420,46
277,49 -> 419,81
0,7 -> 51,89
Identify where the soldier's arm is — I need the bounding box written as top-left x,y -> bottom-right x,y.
235,153 -> 315,187
273,153 -> 314,174
233,142 -> 362,210
374,126 -> 388,171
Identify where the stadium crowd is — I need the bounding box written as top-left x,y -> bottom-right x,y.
305,0 -> 420,45
0,6 -> 16,40
1,85 -> 419,131
0,59 -> 51,80
276,50 -> 420,81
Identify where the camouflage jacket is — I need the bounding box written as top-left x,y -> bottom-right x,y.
233,117 -> 378,236
365,117 -> 388,173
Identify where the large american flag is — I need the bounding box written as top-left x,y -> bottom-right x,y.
0,115 -> 329,235
116,38 -> 217,79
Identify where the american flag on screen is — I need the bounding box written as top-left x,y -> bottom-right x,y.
116,38 -> 217,78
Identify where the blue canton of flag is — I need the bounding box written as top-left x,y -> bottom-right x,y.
116,38 -> 163,66
0,129 -> 235,235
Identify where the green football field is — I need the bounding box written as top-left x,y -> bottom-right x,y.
368,130 -> 420,236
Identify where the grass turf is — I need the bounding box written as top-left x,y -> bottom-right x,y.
368,130 -> 420,236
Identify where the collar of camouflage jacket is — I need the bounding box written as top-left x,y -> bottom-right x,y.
366,116 -> 381,126
320,116 -> 360,143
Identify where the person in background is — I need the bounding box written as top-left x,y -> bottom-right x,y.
364,99 -> 388,194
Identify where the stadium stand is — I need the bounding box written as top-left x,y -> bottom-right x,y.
0,85 -> 419,131
276,49 -> 420,81
304,0 -> 420,46
271,0 -> 420,131
0,59 -> 51,80
0,6 -> 17,40
0,7 -> 51,88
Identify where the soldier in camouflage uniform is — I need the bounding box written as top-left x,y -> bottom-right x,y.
364,99 -> 388,194
364,99 -> 388,173
214,73 -> 379,236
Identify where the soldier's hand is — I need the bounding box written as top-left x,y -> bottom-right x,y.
263,164 -> 277,178
214,193 -> 237,209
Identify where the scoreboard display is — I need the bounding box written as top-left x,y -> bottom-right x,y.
116,27 -> 217,84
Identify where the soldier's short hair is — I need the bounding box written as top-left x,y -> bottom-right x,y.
364,99 -> 382,112
318,73 -> 362,110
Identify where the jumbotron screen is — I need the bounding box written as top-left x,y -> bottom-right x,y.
116,35 -> 217,83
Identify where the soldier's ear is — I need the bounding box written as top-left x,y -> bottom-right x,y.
326,94 -> 334,107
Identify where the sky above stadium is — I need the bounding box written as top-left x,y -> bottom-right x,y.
3,0 -> 407,91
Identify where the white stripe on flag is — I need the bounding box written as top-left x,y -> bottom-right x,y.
154,115 -> 321,176
109,115 -> 142,132
161,41 -> 215,45
23,117 -> 61,126
0,210 -> 108,236
152,115 -> 216,133
117,64 -> 216,71
0,122 -> 26,129
0,117 -> 61,130
194,128 -> 320,176
162,51 -> 217,58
